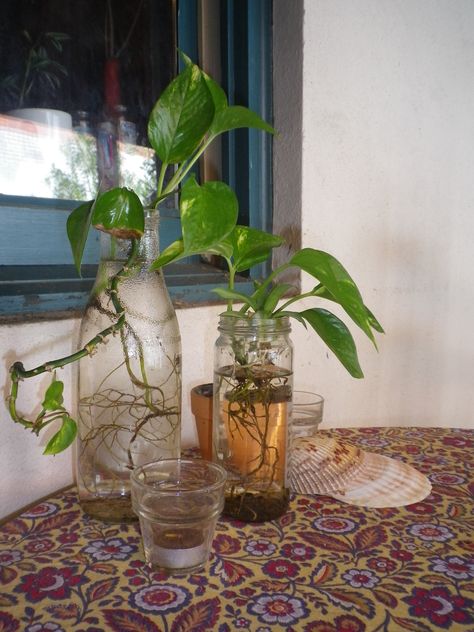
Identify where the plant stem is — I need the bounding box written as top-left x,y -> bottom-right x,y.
162,135 -> 215,196
254,262 -> 291,298
273,287 -> 325,315
152,134 -> 216,211
8,240 -> 139,434
227,261 -> 236,311
156,161 -> 168,198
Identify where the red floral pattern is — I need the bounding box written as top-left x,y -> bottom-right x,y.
15,567 -> 85,602
0,427 -> 473,631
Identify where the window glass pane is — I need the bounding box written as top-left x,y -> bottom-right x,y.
0,0 -> 273,318
0,0 -> 175,202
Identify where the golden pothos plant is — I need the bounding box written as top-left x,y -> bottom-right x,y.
8,56 -> 382,455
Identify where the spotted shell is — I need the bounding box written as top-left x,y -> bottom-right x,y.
289,435 -> 431,508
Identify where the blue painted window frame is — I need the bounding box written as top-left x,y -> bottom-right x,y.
0,0 -> 272,319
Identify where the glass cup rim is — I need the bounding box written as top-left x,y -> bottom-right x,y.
131,458 -> 227,495
293,390 -> 324,406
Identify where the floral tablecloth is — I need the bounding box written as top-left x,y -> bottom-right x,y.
1,427 -> 474,632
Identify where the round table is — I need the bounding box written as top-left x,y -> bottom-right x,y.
1,427 -> 473,631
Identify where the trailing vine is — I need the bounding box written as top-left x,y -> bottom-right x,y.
8,239 -> 139,454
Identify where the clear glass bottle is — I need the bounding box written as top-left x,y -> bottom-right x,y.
76,209 -> 181,522
213,314 -> 293,522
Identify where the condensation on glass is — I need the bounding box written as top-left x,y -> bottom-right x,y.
77,210 -> 181,522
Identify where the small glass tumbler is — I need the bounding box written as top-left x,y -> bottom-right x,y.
291,391 -> 324,439
131,459 -> 227,574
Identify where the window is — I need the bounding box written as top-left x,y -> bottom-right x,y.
0,0 -> 272,319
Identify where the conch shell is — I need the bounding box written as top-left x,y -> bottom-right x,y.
289,436 -> 431,508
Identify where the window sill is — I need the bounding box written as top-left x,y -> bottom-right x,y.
0,261 -> 253,324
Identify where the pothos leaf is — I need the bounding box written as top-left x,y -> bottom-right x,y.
67,200 -> 94,276
301,308 -> 364,378
180,176 -> 238,254
226,225 -> 284,273
290,249 -> 376,346
43,415 -> 77,455
92,188 -> 144,239
366,306 -> 385,333
276,310 -> 308,328
148,63 -> 214,164
150,239 -> 185,270
210,105 -> 275,137
205,240 -> 234,261
178,50 -> 194,67
313,283 -> 384,334
42,374 -> 64,411
202,70 -> 228,115
150,177 -> 239,270
261,283 -> 294,316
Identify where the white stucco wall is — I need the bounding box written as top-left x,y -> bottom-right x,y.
293,0 -> 474,429
2,0 -> 474,517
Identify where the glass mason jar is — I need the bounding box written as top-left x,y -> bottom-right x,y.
213,313 -> 293,522
76,209 -> 181,522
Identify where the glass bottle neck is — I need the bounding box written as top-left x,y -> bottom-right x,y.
99,209 -> 160,265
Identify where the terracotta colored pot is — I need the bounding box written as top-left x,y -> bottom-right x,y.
190,383 -> 213,460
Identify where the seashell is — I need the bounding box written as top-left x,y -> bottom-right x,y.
289,435 -> 431,508
289,436 -> 366,495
